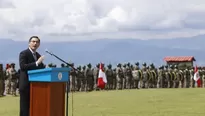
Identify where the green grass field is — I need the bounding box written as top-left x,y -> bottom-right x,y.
0,88 -> 205,116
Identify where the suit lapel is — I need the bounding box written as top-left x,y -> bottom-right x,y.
26,48 -> 36,62
36,52 -> 41,59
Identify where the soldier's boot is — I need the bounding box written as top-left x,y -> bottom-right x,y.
171,81 -> 174,88
136,80 -> 140,89
120,82 -> 123,90
5,89 -> 11,95
180,81 -> 184,88
203,78 -> 205,88
0,89 -> 4,97
12,91 -> 17,96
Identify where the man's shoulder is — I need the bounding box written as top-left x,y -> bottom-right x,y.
19,48 -> 29,54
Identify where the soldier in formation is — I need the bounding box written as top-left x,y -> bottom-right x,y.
61,62 -> 205,92
0,64 -> 4,97
1,62 -> 205,95
5,63 -> 18,96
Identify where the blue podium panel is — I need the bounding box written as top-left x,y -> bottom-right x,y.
28,67 -> 70,82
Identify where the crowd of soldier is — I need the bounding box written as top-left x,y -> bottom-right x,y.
1,62 -> 205,97
0,63 -> 19,97
61,62 -> 205,92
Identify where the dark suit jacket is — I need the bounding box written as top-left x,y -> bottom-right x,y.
19,48 -> 45,91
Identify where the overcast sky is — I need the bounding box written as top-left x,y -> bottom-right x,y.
0,0 -> 205,41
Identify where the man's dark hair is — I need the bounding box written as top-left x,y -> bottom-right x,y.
29,36 -> 40,42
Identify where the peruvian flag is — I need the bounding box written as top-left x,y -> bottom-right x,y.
97,63 -> 107,89
194,65 -> 201,87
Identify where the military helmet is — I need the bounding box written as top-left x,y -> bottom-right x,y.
142,62 -> 146,66
61,63 -> 65,67
107,64 -> 112,67
77,66 -> 81,70
87,63 -> 91,66
83,65 -> 86,69
159,66 -> 164,69
150,63 -> 155,68
127,62 -> 130,66
169,65 -> 173,68
135,62 -> 139,66
161,65 -> 164,69
48,63 -> 53,67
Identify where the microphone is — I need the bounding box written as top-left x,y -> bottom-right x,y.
45,50 -> 55,59
45,49 -> 81,72
45,49 -> 53,56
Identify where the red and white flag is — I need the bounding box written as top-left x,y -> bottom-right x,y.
97,63 -> 107,89
193,65 -> 201,87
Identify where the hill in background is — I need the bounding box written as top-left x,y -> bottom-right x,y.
0,35 -> 204,68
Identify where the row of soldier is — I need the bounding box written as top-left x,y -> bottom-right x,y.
0,63 -> 19,97
1,62 -> 205,97
60,62 -> 205,92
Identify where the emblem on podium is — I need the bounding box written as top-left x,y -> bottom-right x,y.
58,72 -> 63,80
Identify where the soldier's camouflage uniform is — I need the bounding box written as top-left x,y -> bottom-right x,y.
173,65 -> 180,88
202,68 -> 205,88
105,64 -> 113,90
5,66 -> 11,94
198,67 -> 203,87
178,69 -> 184,88
93,64 -> 99,90
163,65 -> 169,88
125,63 -> 133,89
6,63 -> 17,96
168,65 -> 174,88
112,68 -> 117,89
85,63 -> 94,91
149,64 -> 158,88
81,66 -> 86,91
76,66 -> 83,91
132,62 -> 141,89
0,64 -> 4,96
70,63 -> 77,92
184,68 -> 191,88
122,64 -> 127,89
142,63 -> 149,88
158,66 -> 164,88
190,68 -> 195,87
116,64 -> 123,90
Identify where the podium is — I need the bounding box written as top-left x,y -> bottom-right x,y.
28,67 -> 70,116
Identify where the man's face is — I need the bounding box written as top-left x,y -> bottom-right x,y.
29,38 -> 40,51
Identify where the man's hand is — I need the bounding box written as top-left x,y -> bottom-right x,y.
36,56 -> 45,65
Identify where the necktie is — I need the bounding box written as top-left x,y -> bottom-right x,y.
33,53 -> 37,61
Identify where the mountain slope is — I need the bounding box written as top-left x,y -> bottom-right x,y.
0,35 -> 204,68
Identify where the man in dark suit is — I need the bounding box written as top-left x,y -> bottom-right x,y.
19,36 -> 45,116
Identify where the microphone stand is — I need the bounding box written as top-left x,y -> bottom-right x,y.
46,50 -> 81,116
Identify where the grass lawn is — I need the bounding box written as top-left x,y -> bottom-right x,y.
0,88 -> 205,116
